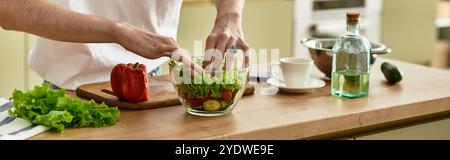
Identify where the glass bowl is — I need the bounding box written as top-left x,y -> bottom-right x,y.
169,58 -> 249,116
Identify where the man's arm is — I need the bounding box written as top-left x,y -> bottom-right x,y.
0,0 -> 178,59
207,0 -> 247,52
214,0 -> 244,21
0,0 -> 117,43
204,0 -> 250,68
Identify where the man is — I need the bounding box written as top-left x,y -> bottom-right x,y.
0,0 -> 250,90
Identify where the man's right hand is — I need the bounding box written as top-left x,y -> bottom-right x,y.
113,22 -> 179,59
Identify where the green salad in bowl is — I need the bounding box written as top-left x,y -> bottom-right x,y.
169,58 -> 249,116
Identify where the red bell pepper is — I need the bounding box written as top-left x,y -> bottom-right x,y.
110,62 -> 150,102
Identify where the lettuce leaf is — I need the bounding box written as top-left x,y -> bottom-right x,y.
32,111 -> 73,132
172,61 -> 247,99
8,83 -> 120,133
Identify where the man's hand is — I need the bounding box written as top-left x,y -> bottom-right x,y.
114,22 -> 178,59
204,0 -> 250,69
206,13 -> 249,56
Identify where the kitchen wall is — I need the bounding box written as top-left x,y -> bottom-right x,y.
0,31 -> 40,97
380,0 -> 438,65
177,0 -> 293,61
0,31 -> 26,97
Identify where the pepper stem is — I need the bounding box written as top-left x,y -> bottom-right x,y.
133,62 -> 139,69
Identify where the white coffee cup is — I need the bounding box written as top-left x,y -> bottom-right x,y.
271,57 -> 313,87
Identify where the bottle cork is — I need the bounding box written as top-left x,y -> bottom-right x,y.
347,12 -> 360,24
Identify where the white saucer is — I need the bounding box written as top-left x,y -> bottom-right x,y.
266,77 -> 326,93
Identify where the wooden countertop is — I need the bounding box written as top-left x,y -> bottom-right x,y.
30,58 -> 450,140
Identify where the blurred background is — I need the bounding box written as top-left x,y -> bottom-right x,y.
0,0 -> 449,96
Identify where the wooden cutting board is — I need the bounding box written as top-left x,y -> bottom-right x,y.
75,75 -> 255,110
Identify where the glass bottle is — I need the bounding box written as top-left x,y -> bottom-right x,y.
331,12 -> 371,99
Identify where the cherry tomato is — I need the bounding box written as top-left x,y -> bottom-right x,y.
221,89 -> 233,101
186,95 -> 212,106
186,98 -> 204,106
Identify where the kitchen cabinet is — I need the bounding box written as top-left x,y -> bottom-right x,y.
436,0 -> 450,28
432,0 -> 450,69
293,0 -> 383,58
353,117 -> 450,140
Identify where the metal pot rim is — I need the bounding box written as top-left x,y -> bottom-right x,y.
300,38 -> 391,55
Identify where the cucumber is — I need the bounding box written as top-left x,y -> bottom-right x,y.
220,100 -> 232,110
370,53 -> 376,65
381,62 -> 403,84
203,100 -> 222,111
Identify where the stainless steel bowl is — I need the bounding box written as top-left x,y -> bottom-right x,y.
301,38 -> 392,78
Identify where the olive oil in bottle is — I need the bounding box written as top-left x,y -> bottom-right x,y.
331,12 -> 371,99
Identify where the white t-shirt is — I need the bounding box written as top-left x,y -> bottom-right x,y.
28,0 -> 183,90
